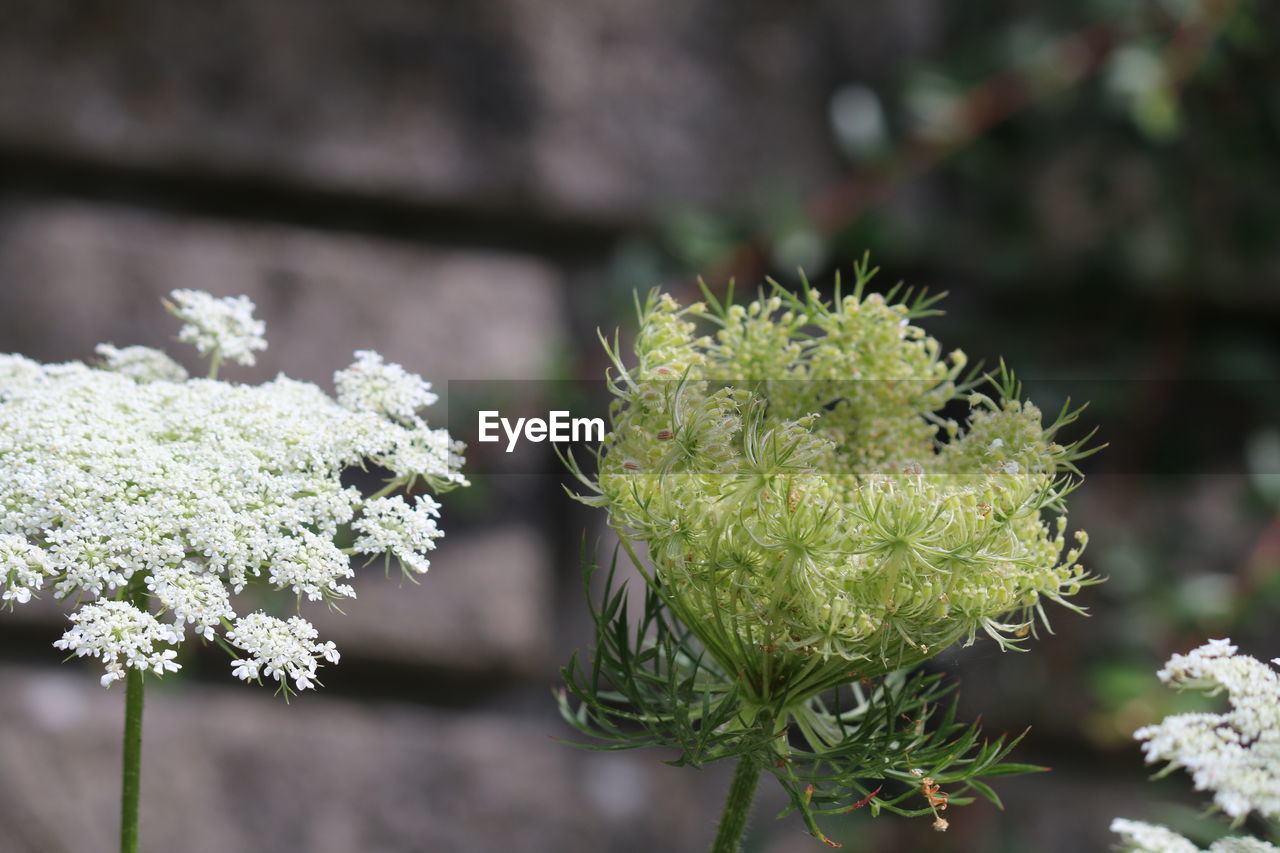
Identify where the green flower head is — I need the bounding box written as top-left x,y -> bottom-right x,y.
572,264 -> 1095,709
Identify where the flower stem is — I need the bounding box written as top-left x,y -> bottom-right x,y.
367,478 -> 406,501
119,579 -> 147,853
710,756 -> 762,853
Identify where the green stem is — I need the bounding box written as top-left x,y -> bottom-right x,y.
120,578 -> 147,853
710,756 -> 762,853
367,477 -> 407,501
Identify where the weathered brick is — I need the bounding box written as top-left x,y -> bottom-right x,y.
312,525 -> 553,676
0,201 -> 565,384
0,1 -> 939,218
0,665 -> 729,853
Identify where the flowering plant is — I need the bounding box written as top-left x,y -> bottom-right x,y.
0,290 -> 466,852
1112,639 -> 1280,853
559,261 -> 1096,850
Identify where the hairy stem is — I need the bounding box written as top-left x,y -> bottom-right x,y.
710,756 -> 762,853
119,578 -> 147,853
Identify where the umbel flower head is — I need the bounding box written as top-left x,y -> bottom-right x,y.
569,267 -> 1094,708
0,291 -> 466,693
1111,819 -> 1277,853
1112,640 -> 1280,853
560,264 -> 1099,846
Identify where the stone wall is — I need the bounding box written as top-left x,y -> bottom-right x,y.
0,1 -> 936,218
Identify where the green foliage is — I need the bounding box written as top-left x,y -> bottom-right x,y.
559,545 -> 1044,845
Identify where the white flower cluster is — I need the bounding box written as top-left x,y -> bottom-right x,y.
226,612 -> 339,692
1111,819 -> 1277,853
352,495 -> 443,575
1113,640 -> 1280,853
1140,639 -> 1280,821
167,289 -> 268,367
145,563 -> 235,641
0,533 -> 50,605
335,349 -> 439,422
94,344 -> 189,383
53,601 -> 182,687
0,290 -> 466,692
333,350 -> 463,490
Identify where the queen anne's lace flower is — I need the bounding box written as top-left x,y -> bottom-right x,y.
1215,841 -> 1280,853
1213,840 -> 1280,853
145,563 -> 235,641
1137,640 -> 1280,821
0,533 -> 50,606
1113,641 -> 1280,853
335,349 -> 439,422
1111,819 -> 1279,853
352,495 -> 444,575
575,283 -> 1093,700
95,344 -> 189,383
0,290 -> 465,692
53,601 -> 182,687
1111,819 -> 1202,853
226,612 -> 340,692
167,289 -> 268,366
